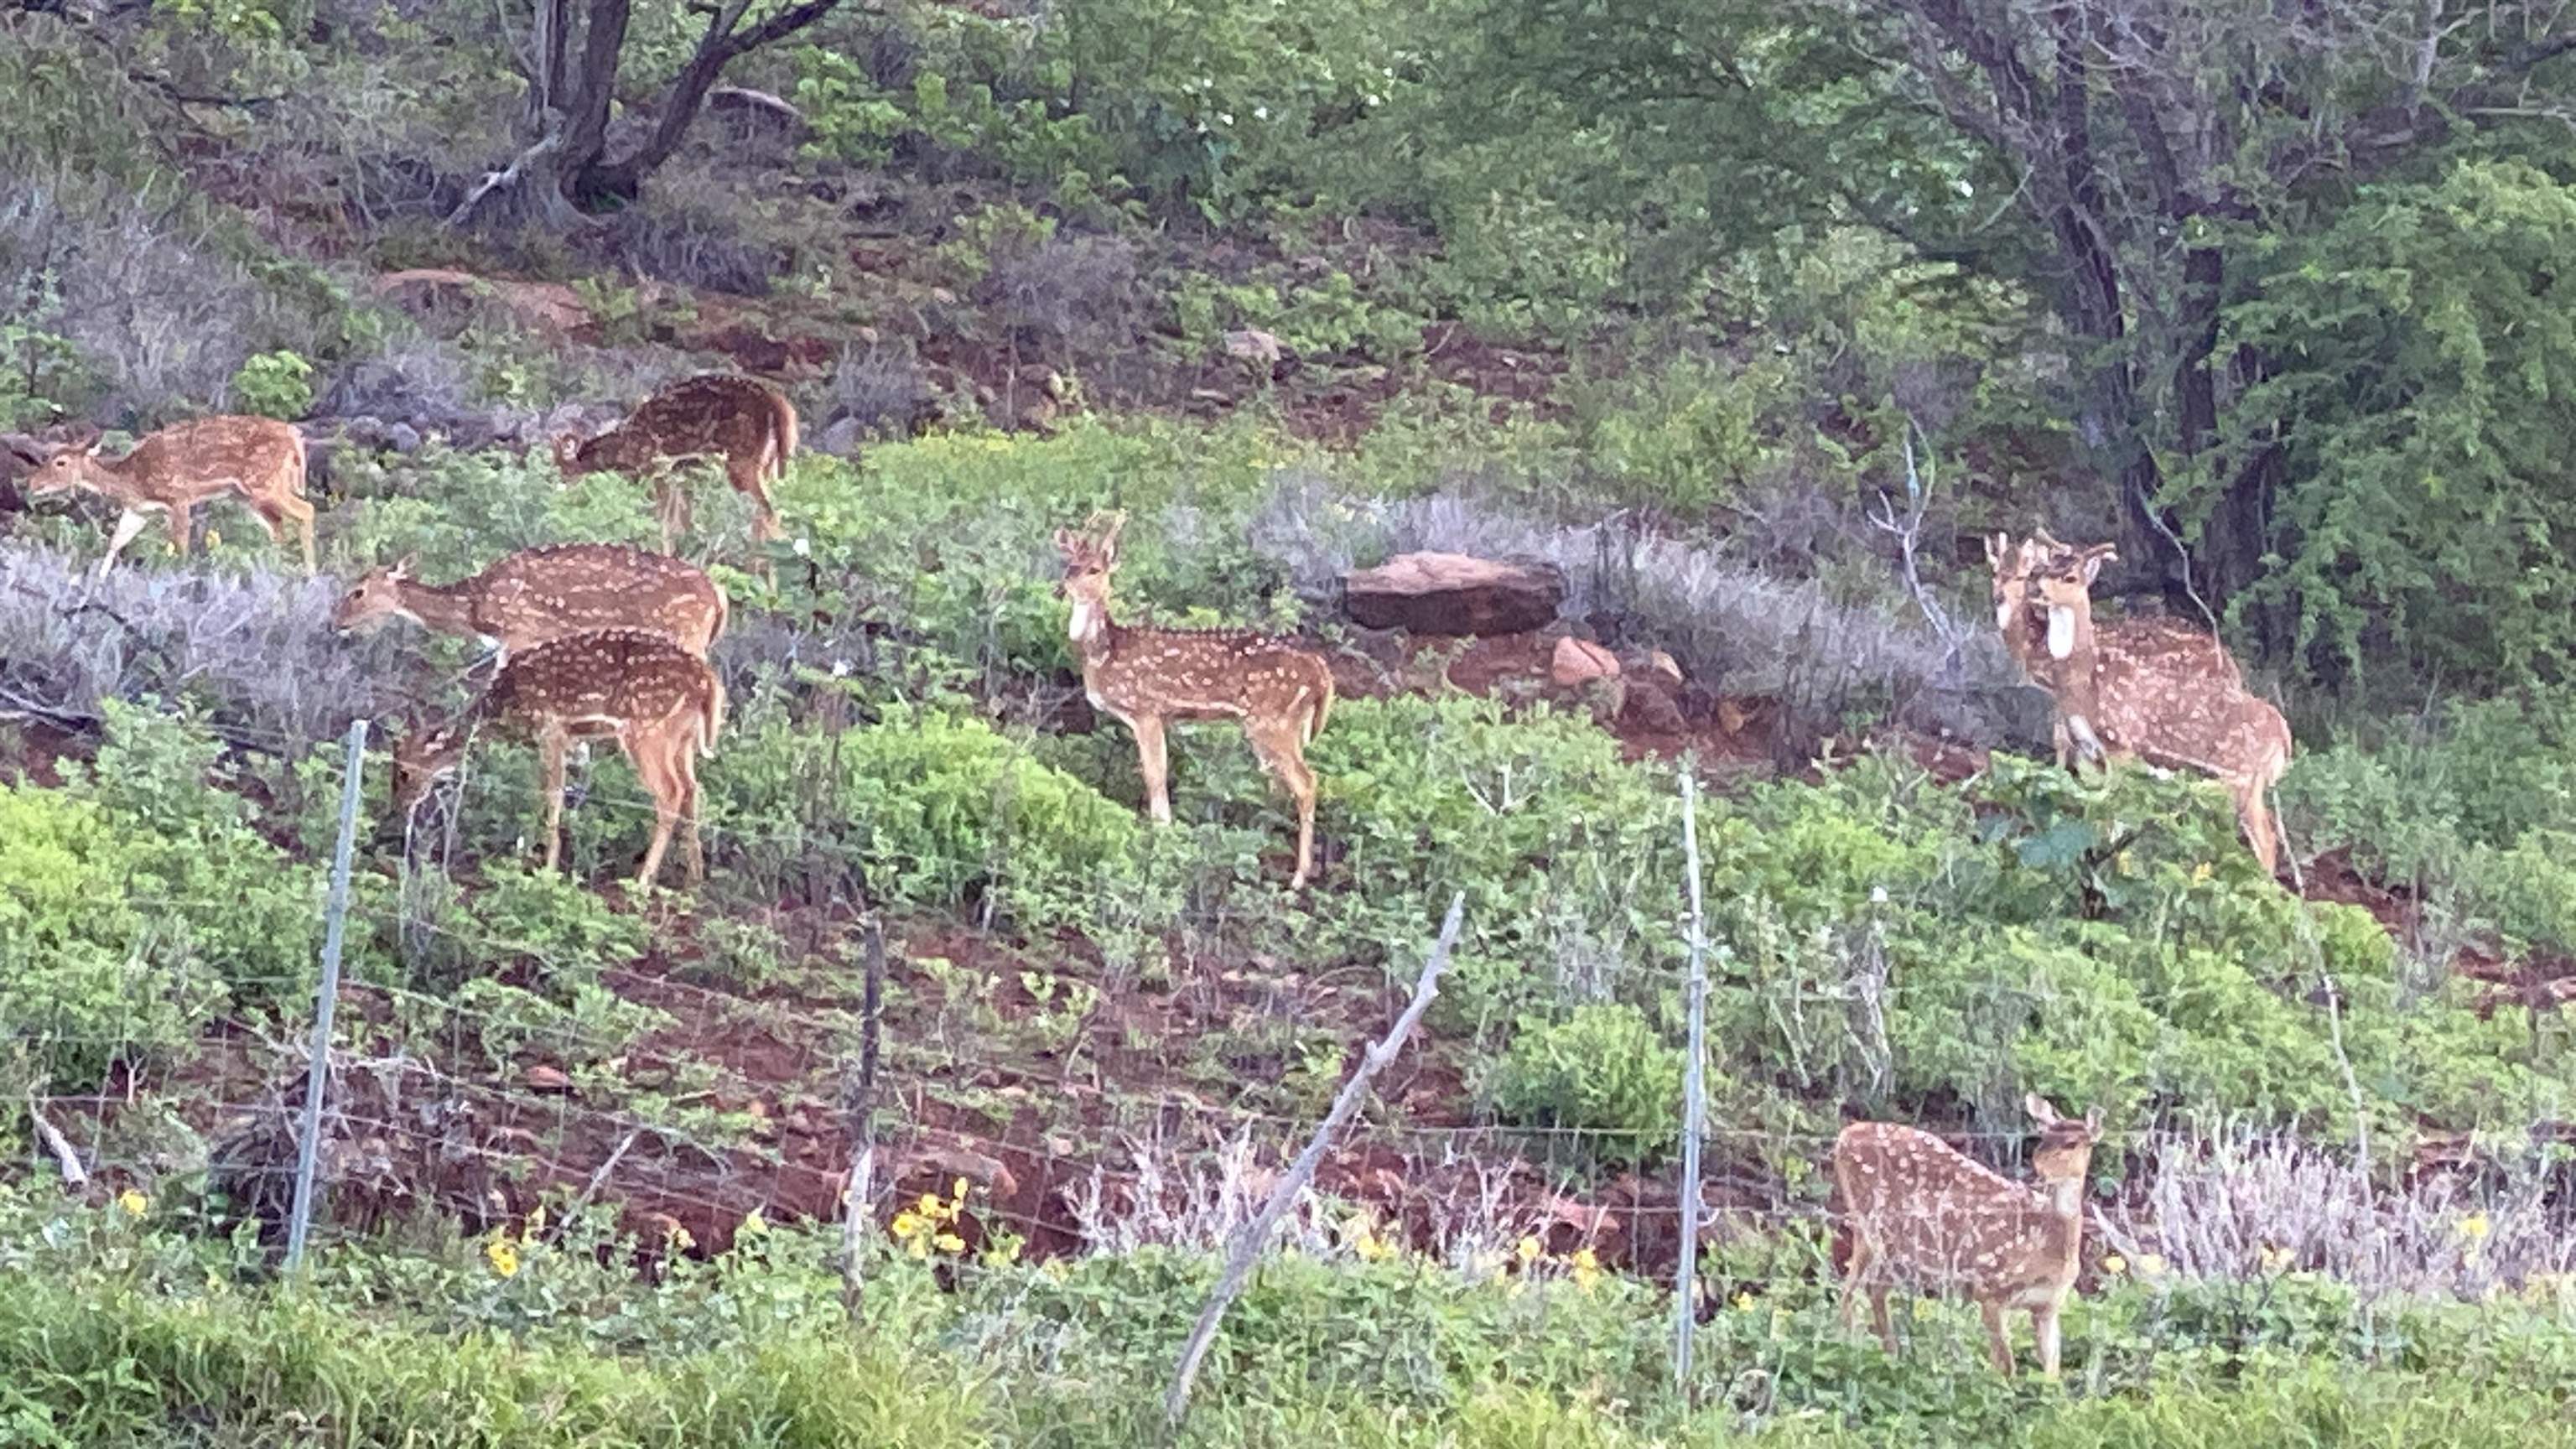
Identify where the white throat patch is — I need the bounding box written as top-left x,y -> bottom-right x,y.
1067,598 -> 1098,643
2046,605 -> 2076,661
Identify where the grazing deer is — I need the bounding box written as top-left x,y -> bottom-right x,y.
335,543 -> 728,662
2004,538 -> 2293,875
392,628 -> 725,890
9,417 -> 315,574
1833,1094 -> 2106,1378
1053,512 -> 1336,890
553,374 -> 794,551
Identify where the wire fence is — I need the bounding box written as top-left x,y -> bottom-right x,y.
11,678 -> 2576,1416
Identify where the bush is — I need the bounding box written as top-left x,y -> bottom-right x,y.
709,702 -> 1141,922
1,706 -> 323,1085
1485,1002 -> 1683,1166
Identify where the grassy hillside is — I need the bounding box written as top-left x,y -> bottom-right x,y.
3,1 -> 2573,1443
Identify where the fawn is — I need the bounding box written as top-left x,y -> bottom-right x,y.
1833,1094 -> 2106,1377
553,374 -> 794,551
392,628 -> 724,890
1997,535 -> 2293,875
10,417 -> 315,574
335,543 -> 728,662
1053,512 -> 1336,889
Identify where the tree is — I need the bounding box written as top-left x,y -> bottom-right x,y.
1473,0 -> 2576,649
453,0 -> 842,228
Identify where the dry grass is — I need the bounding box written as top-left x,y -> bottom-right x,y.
0,541 -> 395,753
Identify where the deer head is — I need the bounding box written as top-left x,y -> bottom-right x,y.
388,715 -> 469,810
550,433 -> 586,471
333,555 -> 419,631
22,425 -> 106,496
2023,1093 -> 2106,1195
2033,543 -> 2116,665
1052,511 -> 1126,644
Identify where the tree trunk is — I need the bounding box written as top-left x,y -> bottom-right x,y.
555,0 -> 631,184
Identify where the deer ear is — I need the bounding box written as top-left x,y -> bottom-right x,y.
2023,1093 -> 2060,1124
1985,532 -> 2007,568
2079,552 -> 2108,587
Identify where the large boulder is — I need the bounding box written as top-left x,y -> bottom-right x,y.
1345,552 -> 1566,636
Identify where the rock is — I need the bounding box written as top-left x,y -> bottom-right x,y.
1619,679 -> 1689,735
903,1143 -> 1019,1202
1550,636 -> 1621,688
1223,328 -> 1284,366
707,86 -> 810,143
816,416 -> 865,457
523,1065 -> 574,1095
1646,649 -> 1683,684
387,422 -> 422,454
1345,552 -> 1566,636
373,268 -> 590,337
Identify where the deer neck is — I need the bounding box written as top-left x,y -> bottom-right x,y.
1067,592 -> 1119,664
396,577 -> 483,636
2043,601 -> 2109,760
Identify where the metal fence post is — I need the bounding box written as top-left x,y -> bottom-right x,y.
1673,765 -> 1709,1391
286,719 -> 369,1272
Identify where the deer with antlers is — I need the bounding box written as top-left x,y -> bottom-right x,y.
392,628 -> 724,890
1054,512 -> 1336,890
335,543 -> 727,662
7,417 -> 315,575
553,374 -> 794,552
1833,1094 -> 2106,1378
1987,532 -> 2293,875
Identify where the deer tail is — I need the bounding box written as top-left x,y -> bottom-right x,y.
766,387 -> 798,480
1305,668 -> 1334,746
699,670 -> 728,756
706,576 -> 731,647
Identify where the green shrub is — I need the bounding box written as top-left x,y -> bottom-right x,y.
228,348 -> 314,420
0,787 -> 224,1086
1486,1002 -> 1682,1166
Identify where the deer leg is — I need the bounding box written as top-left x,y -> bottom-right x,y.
98,508 -> 155,573
536,728 -> 570,874
272,491 -> 319,573
2236,782 -> 2281,878
1869,1285 -> 1896,1353
1837,1236 -> 1874,1334
2033,1304 -> 2064,1379
161,503 -> 192,558
628,732 -> 681,891
674,729 -> 705,887
1981,1299 -> 2015,1376
1130,714 -> 1172,825
1245,721 -> 1321,889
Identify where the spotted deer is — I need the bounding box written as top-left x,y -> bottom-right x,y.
8,417 -> 315,574
1053,512 -> 1336,889
2004,538 -> 2293,875
392,628 -> 724,890
553,374 -> 794,551
335,543 -> 728,662
1832,1094 -> 2106,1377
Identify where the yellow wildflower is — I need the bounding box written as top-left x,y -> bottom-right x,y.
952,1177 -> 971,1202
917,1192 -> 942,1217
526,1203 -> 548,1234
116,1189 -> 148,1218
486,1234 -> 520,1278
1353,1228 -> 1396,1263
2457,1213 -> 2491,1244
1515,1235 -> 1543,1265
1569,1248 -> 1602,1291
2192,861 -> 2213,884
891,1210 -> 926,1239
2101,1254 -> 2127,1276
2136,1253 -> 2167,1277
1732,1291 -> 1758,1312
738,1209 -> 768,1237
2259,1244 -> 2293,1275
667,1223 -> 695,1252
